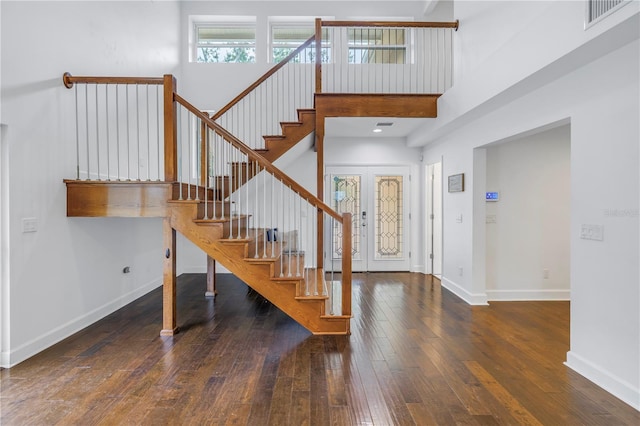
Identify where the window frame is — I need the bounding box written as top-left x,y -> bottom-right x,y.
193,20 -> 257,64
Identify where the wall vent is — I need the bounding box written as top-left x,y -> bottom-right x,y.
586,0 -> 629,26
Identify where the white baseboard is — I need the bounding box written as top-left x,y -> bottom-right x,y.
2,277 -> 162,368
179,266 -> 207,274
441,276 -> 489,305
486,289 -> 570,301
411,264 -> 426,274
566,351 -> 640,411
179,265 -> 232,274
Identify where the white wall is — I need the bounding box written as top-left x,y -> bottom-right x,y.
0,1 -> 181,367
409,0 -> 639,146
421,34 -> 639,411
485,125 -> 570,300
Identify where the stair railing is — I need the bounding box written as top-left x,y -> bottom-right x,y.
211,36 -> 317,151
173,92 -> 352,317
63,73 -> 165,181
315,19 -> 459,95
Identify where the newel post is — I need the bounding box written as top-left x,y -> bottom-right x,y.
163,74 -> 177,182
161,217 -> 178,336
341,212 -> 352,317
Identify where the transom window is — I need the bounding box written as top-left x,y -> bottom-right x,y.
195,23 -> 256,63
270,24 -> 331,63
348,28 -> 407,64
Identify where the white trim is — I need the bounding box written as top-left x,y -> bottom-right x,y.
1,277 -> 162,368
441,276 -> 488,305
486,289 -> 570,301
411,264 -> 425,274
179,265 -> 207,274
566,351 -> 640,410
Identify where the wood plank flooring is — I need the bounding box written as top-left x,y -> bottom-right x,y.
1,273 -> 638,425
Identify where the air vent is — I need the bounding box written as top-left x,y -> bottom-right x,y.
587,0 -> 629,25
376,122 -> 394,127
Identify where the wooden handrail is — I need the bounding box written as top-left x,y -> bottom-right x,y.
63,72 -> 164,89
211,35 -> 317,120
175,93 -> 342,222
321,20 -> 459,30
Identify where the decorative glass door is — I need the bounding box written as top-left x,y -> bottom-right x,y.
326,166 -> 410,272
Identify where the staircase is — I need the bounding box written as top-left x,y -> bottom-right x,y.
261,109 -> 316,162
167,198 -> 349,334
62,18 -> 458,337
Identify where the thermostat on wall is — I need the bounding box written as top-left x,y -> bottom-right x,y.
486,191 -> 499,201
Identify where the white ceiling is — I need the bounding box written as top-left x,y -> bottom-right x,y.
324,117 -> 431,139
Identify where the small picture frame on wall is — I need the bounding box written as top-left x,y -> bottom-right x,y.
448,173 -> 464,192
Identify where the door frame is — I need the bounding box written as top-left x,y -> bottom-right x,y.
425,160 -> 443,278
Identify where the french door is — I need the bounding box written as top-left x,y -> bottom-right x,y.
326,166 -> 410,272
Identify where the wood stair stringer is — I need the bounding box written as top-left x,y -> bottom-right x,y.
261,108 -> 316,163
167,202 -> 350,335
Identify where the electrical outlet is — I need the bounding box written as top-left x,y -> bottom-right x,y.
456,214 -> 463,223
543,269 -> 549,279
22,217 -> 38,233
486,214 -> 497,224
458,266 -> 463,276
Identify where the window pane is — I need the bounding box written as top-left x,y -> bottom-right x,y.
374,175 -> 403,258
331,175 -> 361,259
197,47 -> 256,63
271,25 -> 330,63
195,24 -> 256,63
348,28 -> 407,64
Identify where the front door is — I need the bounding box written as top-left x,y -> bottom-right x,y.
326,166 -> 411,272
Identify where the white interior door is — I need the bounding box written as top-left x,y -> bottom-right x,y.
326,165 -> 411,272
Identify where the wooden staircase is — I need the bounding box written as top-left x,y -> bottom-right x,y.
260,108 -> 316,162
166,197 -> 350,335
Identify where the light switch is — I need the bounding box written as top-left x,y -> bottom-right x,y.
486,215 -> 497,224
22,217 -> 38,233
580,224 -> 604,241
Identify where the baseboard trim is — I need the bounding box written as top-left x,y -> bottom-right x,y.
486,289 -> 570,301
179,266 -> 207,274
441,276 -> 489,305
411,264 -> 426,274
565,351 -> 639,411
179,265 -> 232,274
2,277 -> 162,368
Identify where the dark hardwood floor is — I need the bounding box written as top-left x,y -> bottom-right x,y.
1,273 -> 638,425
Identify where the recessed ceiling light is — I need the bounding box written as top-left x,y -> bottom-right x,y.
373,128 -> 383,133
